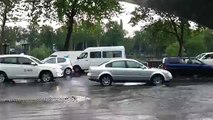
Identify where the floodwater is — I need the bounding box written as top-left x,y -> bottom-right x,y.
0,75 -> 213,120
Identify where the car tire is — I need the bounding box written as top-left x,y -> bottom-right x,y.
0,72 -> 8,83
73,66 -> 82,73
64,68 -> 72,76
40,71 -> 54,83
151,75 -> 164,86
100,75 -> 112,86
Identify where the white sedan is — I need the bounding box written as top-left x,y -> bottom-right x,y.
87,59 -> 172,86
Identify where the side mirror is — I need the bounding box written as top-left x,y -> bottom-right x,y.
31,62 -> 37,66
77,57 -> 79,60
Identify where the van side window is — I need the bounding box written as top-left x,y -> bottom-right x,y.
90,52 -> 101,58
103,51 -> 122,58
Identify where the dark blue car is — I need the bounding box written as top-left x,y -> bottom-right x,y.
162,57 -> 213,77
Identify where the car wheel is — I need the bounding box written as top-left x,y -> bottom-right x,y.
40,71 -> 53,82
74,66 -> 82,73
151,75 -> 164,86
64,68 -> 72,75
0,72 -> 8,83
100,75 -> 112,86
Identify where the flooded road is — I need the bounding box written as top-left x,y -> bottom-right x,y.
1,75 -> 213,120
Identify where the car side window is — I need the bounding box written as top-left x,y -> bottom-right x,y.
109,61 -> 126,68
126,61 -> 141,68
57,58 -> 66,63
1,57 -> 17,64
90,52 -> 101,58
46,58 -> 56,63
18,57 -> 33,65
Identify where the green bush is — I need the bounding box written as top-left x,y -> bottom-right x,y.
165,43 -> 179,57
28,45 -> 52,60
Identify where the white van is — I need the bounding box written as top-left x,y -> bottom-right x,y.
196,52 -> 213,65
73,46 -> 126,72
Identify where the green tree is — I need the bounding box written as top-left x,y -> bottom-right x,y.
4,26 -> 28,47
102,21 -> 126,46
0,0 -> 21,54
72,21 -> 104,49
201,29 -> 213,52
54,26 -> 67,51
130,7 -> 191,57
165,42 -> 179,56
54,0 -> 121,50
39,25 -> 55,50
185,36 -> 207,56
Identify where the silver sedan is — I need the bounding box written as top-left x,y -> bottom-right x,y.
87,59 -> 172,86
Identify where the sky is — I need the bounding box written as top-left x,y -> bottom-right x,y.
6,2 -> 143,37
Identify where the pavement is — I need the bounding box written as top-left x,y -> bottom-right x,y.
1,75 -> 213,120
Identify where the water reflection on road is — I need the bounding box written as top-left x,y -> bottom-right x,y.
1,76 -> 213,120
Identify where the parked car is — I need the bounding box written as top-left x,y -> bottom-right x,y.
50,51 -> 83,64
162,57 -> 213,77
73,46 -> 126,73
87,59 -> 172,86
196,52 -> 213,66
42,56 -> 73,77
0,54 -> 63,83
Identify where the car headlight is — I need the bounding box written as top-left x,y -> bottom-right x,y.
55,68 -> 62,73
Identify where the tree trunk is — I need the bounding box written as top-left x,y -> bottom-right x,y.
0,6 -> 7,54
63,0 -> 77,51
178,40 -> 183,57
63,19 -> 73,51
177,19 -> 185,57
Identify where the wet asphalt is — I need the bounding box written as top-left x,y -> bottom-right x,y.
1,75 -> 213,120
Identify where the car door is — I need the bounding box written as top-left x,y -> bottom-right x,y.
182,59 -> 201,77
125,61 -> 147,81
107,61 -> 128,81
18,57 -> 39,78
1,57 -> 22,78
57,57 -> 67,70
89,51 -> 103,67
75,52 -> 89,70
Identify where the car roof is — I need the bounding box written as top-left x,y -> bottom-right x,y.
84,46 -> 124,51
203,52 -> 213,54
107,58 -> 138,63
46,56 -> 69,59
163,57 -> 197,59
0,54 -> 33,58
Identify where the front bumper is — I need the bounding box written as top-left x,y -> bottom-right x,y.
87,73 -> 99,82
53,69 -> 64,78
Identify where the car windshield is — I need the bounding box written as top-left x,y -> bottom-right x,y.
78,52 -> 88,59
30,57 -> 43,64
137,61 -> 148,69
196,53 -> 206,59
98,61 -> 109,66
